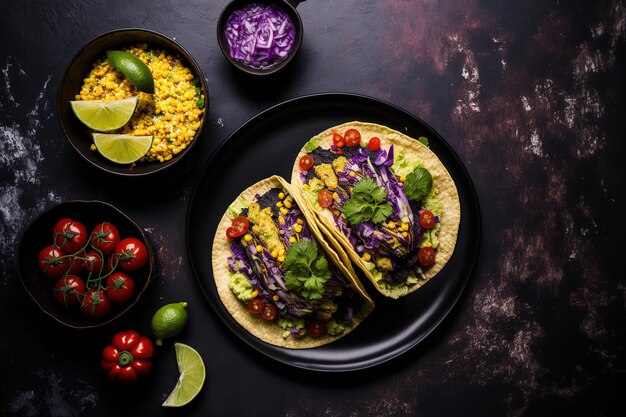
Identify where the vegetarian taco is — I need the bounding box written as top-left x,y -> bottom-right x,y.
212,175 -> 374,348
291,122 -> 461,299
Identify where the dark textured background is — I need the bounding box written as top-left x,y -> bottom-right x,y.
1,0 -> 624,416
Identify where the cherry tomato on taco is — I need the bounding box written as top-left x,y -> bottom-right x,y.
344,128 -> 361,147
226,216 -> 250,240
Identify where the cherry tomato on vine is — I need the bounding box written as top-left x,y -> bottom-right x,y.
38,245 -> 70,279
90,222 -> 121,255
419,209 -> 436,229
81,288 -> 112,318
332,132 -> 345,148
83,250 -> 104,276
246,298 -> 265,315
226,216 -> 250,240
417,246 -> 436,266
53,218 -> 88,253
67,251 -> 85,275
106,271 -> 135,304
53,275 -> 86,307
317,189 -> 334,208
367,136 -> 381,151
308,321 -> 326,338
299,154 -> 314,171
344,129 -> 361,146
113,238 -> 148,271
261,303 -> 278,321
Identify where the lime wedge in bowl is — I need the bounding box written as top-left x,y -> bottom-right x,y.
107,50 -> 155,94
70,97 -> 138,132
162,343 -> 206,407
92,133 -> 152,164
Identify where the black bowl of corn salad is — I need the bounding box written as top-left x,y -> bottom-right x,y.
57,28 -> 208,176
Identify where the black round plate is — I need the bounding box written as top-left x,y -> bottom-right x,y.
186,93 -> 481,372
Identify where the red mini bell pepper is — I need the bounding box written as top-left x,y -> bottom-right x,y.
101,330 -> 154,383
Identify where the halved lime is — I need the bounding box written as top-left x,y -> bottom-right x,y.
107,50 -> 155,94
92,133 -> 153,164
162,343 -> 206,407
70,97 -> 138,132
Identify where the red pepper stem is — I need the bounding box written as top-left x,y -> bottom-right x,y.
118,351 -> 133,367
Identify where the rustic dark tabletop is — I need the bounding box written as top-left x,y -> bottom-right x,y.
1,1 -> 624,416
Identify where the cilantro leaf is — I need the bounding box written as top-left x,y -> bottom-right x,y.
342,178 -> 393,225
283,239 -> 330,300
302,274 -> 327,300
404,167 -> 432,202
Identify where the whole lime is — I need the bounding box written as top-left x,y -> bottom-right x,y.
151,302 -> 189,346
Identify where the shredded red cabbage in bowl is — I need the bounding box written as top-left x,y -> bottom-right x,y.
224,3 -> 297,69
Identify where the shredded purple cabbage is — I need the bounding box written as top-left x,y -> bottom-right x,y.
224,3 -> 296,69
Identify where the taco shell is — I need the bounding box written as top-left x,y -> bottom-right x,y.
212,175 -> 374,349
290,122 -> 461,299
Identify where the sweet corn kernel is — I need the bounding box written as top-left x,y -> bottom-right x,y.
401,231 -> 408,238
273,295 -> 280,301
387,221 -> 396,229
271,249 -> 278,258
256,245 -> 263,252
278,216 -> 285,225
362,252 -> 372,261
401,223 -> 409,231
333,192 -> 339,200
250,289 -> 259,298
276,201 -> 283,208
278,192 -> 285,199
289,236 -> 296,243
277,256 -> 285,262
296,218 -> 304,225
349,171 -> 356,177
283,199 -> 293,209
293,224 -> 303,233
244,234 -> 252,242
280,207 -> 288,215
400,176 -> 407,182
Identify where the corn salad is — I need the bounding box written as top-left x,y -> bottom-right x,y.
76,44 -> 205,163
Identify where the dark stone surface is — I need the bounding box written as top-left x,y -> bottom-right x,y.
1,0 -> 624,416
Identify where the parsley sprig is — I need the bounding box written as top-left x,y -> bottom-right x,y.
284,240 -> 331,300
342,178 -> 392,225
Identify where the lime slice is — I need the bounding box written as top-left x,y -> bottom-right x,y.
92,133 -> 153,164
70,97 -> 138,132
162,343 -> 206,407
107,50 -> 155,94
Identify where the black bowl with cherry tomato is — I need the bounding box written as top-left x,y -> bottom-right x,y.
17,200 -> 155,329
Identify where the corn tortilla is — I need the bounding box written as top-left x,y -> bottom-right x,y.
212,176 -> 374,349
290,122 -> 461,299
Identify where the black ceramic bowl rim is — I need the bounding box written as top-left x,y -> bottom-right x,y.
57,28 -> 209,177
217,0 -> 304,76
16,200 -> 155,329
